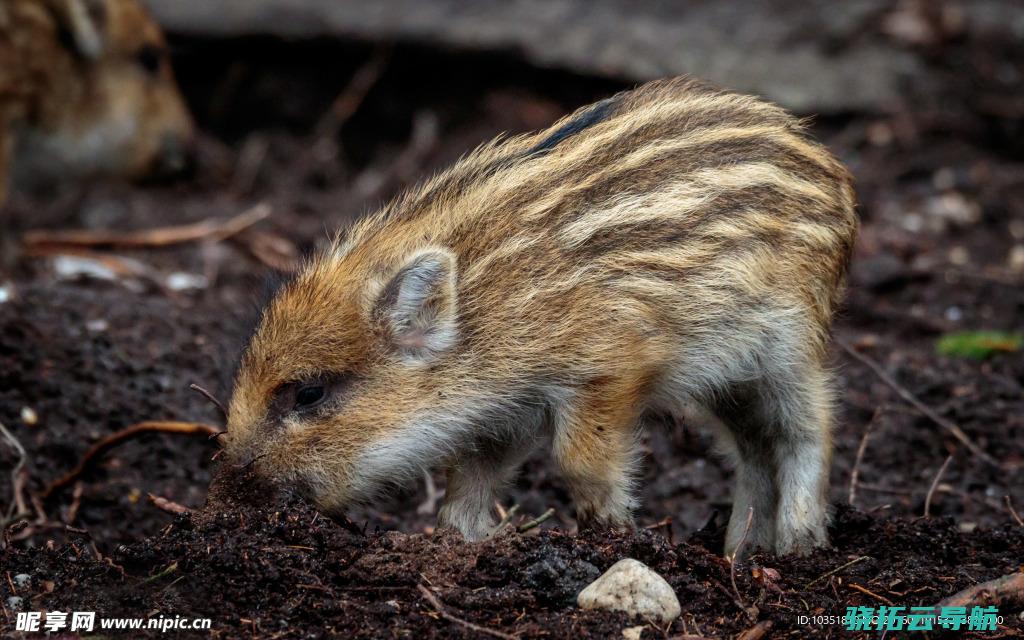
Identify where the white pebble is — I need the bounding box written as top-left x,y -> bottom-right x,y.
53,255 -> 117,281
577,558 -> 681,623
165,272 -> 208,292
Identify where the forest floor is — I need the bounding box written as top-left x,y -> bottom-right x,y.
1,34 -> 1023,639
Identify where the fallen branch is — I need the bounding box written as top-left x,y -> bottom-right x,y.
22,203 -> 270,251
935,571 -> 1024,610
837,339 -> 998,467
416,584 -> 517,640
148,493 -> 191,516
923,454 -> 954,517
43,421 -> 220,499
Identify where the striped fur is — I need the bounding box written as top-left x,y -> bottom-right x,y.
227,77 -> 857,556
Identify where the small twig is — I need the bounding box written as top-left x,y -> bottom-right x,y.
848,408 -> 880,506
315,45 -> 392,140
849,583 -> 895,605
232,135 -> 270,195
517,508 -> 555,533
43,421 -> 220,499
728,506 -> 757,623
11,470 -> 30,523
64,482 -> 84,525
709,578 -> 754,624
231,230 -> 300,273
856,483 -> 914,496
22,203 -> 271,251
0,422 -> 27,522
494,504 -> 520,532
644,516 -> 675,544
944,267 -> 1024,288
352,110 -> 439,201
1005,496 -> 1024,528
644,517 -> 672,530
923,454 -> 954,518
189,383 -> 228,423
416,471 -> 443,516
805,556 -> 871,589
141,561 -> 179,585
837,339 -> 998,467
737,620 -> 773,640
416,584 -> 517,640
148,493 -> 191,516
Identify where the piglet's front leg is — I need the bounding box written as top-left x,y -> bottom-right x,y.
437,444 -> 536,540
551,378 -> 645,532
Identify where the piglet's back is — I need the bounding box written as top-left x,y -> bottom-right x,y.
333,77 -> 857,366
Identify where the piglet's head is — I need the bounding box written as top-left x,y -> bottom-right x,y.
225,247 -> 461,512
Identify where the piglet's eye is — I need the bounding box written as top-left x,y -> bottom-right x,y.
294,384 -> 326,410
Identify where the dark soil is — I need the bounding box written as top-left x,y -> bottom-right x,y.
1,34 -> 1023,639
4,465 -> 1022,639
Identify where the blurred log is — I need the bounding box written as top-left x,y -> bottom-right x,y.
142,0 -> 930,114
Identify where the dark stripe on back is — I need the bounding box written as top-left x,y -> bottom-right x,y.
527,95 -> 621,155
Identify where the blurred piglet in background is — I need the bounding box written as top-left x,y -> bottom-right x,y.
0,0 -> 194,203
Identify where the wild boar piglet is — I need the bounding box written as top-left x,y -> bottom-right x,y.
0,0 -> 194,201
226,76 -> 858,556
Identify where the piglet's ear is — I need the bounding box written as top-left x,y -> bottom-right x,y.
373,249 -> 458,361
52,0 -> 107,60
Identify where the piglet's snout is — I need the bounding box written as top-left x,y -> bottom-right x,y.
150,131 -> 196,178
